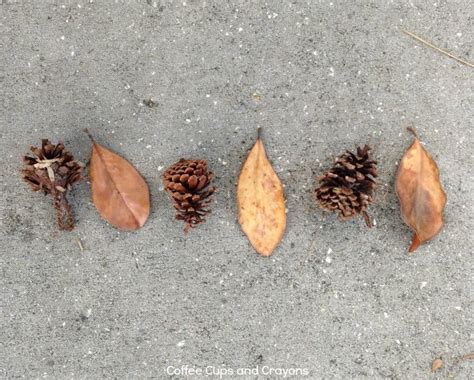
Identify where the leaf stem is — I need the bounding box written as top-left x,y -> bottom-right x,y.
402,29 -> 474,68
407,126 -> 418,138
84,128 -> 95,143
257,127 -> 262,140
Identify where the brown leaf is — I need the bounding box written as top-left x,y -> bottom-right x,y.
395,128 -> 446,252
431,357 -> 443,372
86,130 -> 150,231
237,128 -> 286,256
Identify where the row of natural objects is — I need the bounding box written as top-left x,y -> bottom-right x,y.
21,128 -> 446,256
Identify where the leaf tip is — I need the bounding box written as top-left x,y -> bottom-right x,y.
408,234 -> 421,253
257,248 -> 273,257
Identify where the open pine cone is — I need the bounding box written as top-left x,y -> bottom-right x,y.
21,139 -> 83,230
315,145 -> 377,227
163,158 -> 216,232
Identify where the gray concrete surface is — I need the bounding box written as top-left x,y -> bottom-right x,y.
1,0 -> 473,378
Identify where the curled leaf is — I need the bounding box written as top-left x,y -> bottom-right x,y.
86,130 -> 150,231
395,128 -> 446,252
237,128 -> 286,256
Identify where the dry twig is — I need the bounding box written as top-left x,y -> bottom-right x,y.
402,29 -> 474,68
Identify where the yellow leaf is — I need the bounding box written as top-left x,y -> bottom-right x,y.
237,128 -> 286,256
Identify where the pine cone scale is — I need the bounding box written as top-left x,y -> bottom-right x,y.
163,158 -> 216,232
315,145 -> 377,227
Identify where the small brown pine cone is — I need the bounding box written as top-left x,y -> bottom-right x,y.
163,158 -> 216,232
21,139 -> 83,230
315,145 -> 377,227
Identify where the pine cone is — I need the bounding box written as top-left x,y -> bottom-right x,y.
315,145 -> 377,227
21,139 -> 83,230
163,158 -> 216,232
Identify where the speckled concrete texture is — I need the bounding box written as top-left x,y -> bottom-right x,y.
1,0 -> 473,378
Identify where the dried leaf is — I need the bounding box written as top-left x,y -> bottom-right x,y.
237,128 -> 286,256
431,358 -> 443,373
396,128 -> 447,252
86,130 -> 150,231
